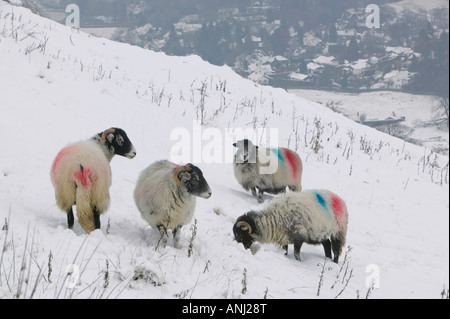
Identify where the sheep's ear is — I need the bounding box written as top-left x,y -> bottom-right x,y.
174,165 -> 192,185
106,133 -> 115,143
101,128 -> 116,143
236,221 -> 252,234
178,171 -> 191,182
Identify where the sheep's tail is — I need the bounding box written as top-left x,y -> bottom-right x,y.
74,165 -> 96,233
282,148 -> 302,181
330,194 -> 348,249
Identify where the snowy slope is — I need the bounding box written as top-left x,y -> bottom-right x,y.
388,0 -> 449,12
0,3 -> 449,299
289,89 -> 449,156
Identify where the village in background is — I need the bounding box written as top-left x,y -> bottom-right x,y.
22,0 -> 450,153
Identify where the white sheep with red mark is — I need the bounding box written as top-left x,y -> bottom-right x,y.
233,190 -> 348,263
50,128 -> 136,233
233,139 -> 303,203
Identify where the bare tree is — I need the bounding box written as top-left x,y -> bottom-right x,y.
377,123 -> 414,140
436,97 -> 449,128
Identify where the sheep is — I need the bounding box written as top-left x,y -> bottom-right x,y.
233,190 -> 348,263
233,139 -> 303,203
50,128 -> 136,233
134,160 -> 212,247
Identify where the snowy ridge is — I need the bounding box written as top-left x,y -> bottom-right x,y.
0,3 -> 449,299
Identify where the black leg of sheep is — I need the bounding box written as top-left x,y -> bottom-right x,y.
331,238 -> 343,263
93,206 -> 101,230
293,241 -> 303,261
321,239 -> 333,260
67,207 -> 74,229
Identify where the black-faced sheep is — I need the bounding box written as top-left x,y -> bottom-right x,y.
50,128 -> 136,233
233,139 -> 303,203
134,160 -> 212,247
233,190 -> 348,263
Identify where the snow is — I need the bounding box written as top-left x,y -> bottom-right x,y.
388,0 -> 449,12
313,55 -> 337,66
349,59 -> 370,70
81,27 -> 120,40
385,46 -> 414,55
0,3 -> 449,299
383,70 -> 413,89
307,61 -> 322,71
289,73 -> 309,81
303,32 -> 322,47
290,89 -> 449,155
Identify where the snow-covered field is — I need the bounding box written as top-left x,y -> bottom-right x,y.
290,89 -> 449,156
388,0 -> 449,12
0,3 -> 449,299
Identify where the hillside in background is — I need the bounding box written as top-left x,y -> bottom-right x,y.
29,0 -> 449,97
26,0 -> 450,155
0,2 -> 449,299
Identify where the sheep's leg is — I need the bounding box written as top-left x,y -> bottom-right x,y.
67,207 -> 74,229
93,206 -> 101,230
257,189 -> 264,203
156,224 -> 168,248
283,244 -> 288,255
293,241 -> 303,261
321,239 -> 332,260
173,225 -> 182,248
251,187 -> 257,197
289,181 -> 302,192
331,237 -> 343,264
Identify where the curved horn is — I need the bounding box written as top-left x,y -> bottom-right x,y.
173,164 -> 191,185
236,221 -> 252,234
101,128 -> 116,142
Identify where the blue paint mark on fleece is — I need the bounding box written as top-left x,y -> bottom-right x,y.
271,148 -> 285,163
314,191 -> 331,218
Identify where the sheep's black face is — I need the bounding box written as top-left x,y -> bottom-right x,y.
104,128 -> 137,159
233,139 -> 257,164
233,214 -> 257,250
178,164 -> 212,199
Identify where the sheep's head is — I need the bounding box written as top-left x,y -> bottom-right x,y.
174,164 -> 212,199
233,139 -> 258,164
233,214 -> 258,250
101,128 -> 137,159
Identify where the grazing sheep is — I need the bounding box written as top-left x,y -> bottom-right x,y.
233,190 -> 348,263
134,160 -> 212,247
50,128 -> 136,233
233,139 -> 303,203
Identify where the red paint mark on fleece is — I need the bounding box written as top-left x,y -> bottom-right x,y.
331,195 -> 345,221
74,167 -> 92,188
282,148 -> 300,179
51,145 -> 76,180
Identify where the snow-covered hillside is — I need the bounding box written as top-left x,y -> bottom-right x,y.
290,89 -> 449,156
0,3 -> 448,299
389,0 -> 449,12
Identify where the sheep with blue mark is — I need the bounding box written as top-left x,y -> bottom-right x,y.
233,190 -> 348,263
233,139 -> 303,203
